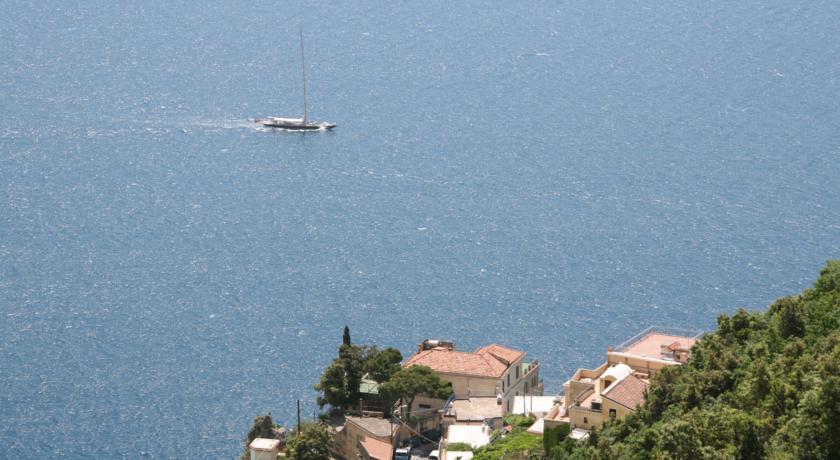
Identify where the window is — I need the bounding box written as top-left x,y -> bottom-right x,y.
516,365 -> 520,379
609,409 -> 617,419
525,382 -> 529,393
583,417 -> 588,424
419,404 -> 431,409
502,380 -> 505,392
507,374 -> 511,387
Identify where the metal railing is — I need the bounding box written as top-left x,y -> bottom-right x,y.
570,404 -> 602,414
613,326 -> 704,353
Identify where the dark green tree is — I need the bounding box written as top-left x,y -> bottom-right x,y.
314,360 -> 347,409
246,414 -> 275,445
286,421 -> 335,460
339,344 -> 367,403
315,343 -> 374,409
343,325 -> 351,347
380,365 -> 452,422
365,347 -> 403,384
241,414 -> 276,460
776,296 -> 806,339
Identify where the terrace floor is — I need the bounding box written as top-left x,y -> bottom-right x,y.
619,333 -> 697,359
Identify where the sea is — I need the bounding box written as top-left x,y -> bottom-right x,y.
1,0 -> 839,457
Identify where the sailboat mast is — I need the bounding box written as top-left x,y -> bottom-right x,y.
299,25 -> 308,124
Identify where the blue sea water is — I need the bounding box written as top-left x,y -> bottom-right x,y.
1,0 -> 839,457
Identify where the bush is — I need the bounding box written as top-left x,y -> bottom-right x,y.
544,423 -> 571,452
472,430 -> 542,459
503,414 -> 536,429
446,442 -> 473,452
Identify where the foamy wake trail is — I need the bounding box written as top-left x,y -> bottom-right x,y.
185,118 -> 261,131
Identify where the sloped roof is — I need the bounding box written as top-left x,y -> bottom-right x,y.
602,375 -> 649,409
405,344 -> 524,378
360,436 -> 393,460
476,344 -> 525,365
346,416 -> 394,438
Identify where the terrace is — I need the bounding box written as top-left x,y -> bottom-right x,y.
610,326 -> 703,364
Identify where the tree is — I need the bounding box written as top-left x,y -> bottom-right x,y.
380,365 -> 451,422
286,421 -> 334,460
315,327 -> 376,410
365,347 -> 403,384
775,297 -> 806,339
241,414 -> 276,460
343,325 -> 351,347
339,344 -> 368,403
314,360 -> 347,409
246,414 -> 275,444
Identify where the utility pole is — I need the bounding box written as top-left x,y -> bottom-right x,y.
296,400 -> 301,460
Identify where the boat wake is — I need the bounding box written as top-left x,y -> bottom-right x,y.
184,118 -> 259,131
165,117 -> 336,134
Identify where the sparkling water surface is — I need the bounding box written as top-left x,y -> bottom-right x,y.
2,1 -> 839,457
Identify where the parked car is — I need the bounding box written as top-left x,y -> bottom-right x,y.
429,449 -> 440,460
394,446 -> 411,460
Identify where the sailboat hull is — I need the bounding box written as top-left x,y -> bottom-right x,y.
256,118 -> 335,130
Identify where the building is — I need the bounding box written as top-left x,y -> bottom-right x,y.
542,327 -> 701,433
404,340 -> 543,414
564,327 -> 702,430
336,415 -> 409,460
248,438 -> 280,460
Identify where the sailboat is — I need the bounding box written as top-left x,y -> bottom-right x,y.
256,26 -> 335,131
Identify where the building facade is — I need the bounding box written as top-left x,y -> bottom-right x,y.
404,340 -> 543,414
560,327 -> 702,431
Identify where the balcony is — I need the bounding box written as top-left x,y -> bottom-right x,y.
522,360 -> 543,395
570,403 -> 602,415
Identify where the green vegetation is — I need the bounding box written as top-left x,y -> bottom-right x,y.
379,365 -> 452,421
504,414 -> 536,429
314,326 -> 404,411
544,423 -> 572,455
559,260 -> 840,459
365,346 -> 404,384
285,421 -> 334,460
473,419 -> 542,460
446,442 -> 474,452
239,414 -> 279,460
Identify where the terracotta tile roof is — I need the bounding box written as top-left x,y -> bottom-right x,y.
602,375 -> 649,409
476,344 -> 525,365
404,344 -> 524,378
346,416 -> 394,438
360,436 -> 393,460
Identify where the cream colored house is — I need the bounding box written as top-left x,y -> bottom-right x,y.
336,415 -> 408,460
405,340 -> 543,414
248,438 -> 280,460
549,327 -> 701,432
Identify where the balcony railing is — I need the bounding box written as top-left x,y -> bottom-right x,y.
613,326 -> 704,353
570,404 -> 602,414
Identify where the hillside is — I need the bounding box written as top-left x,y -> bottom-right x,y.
553,260 -> 840,459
